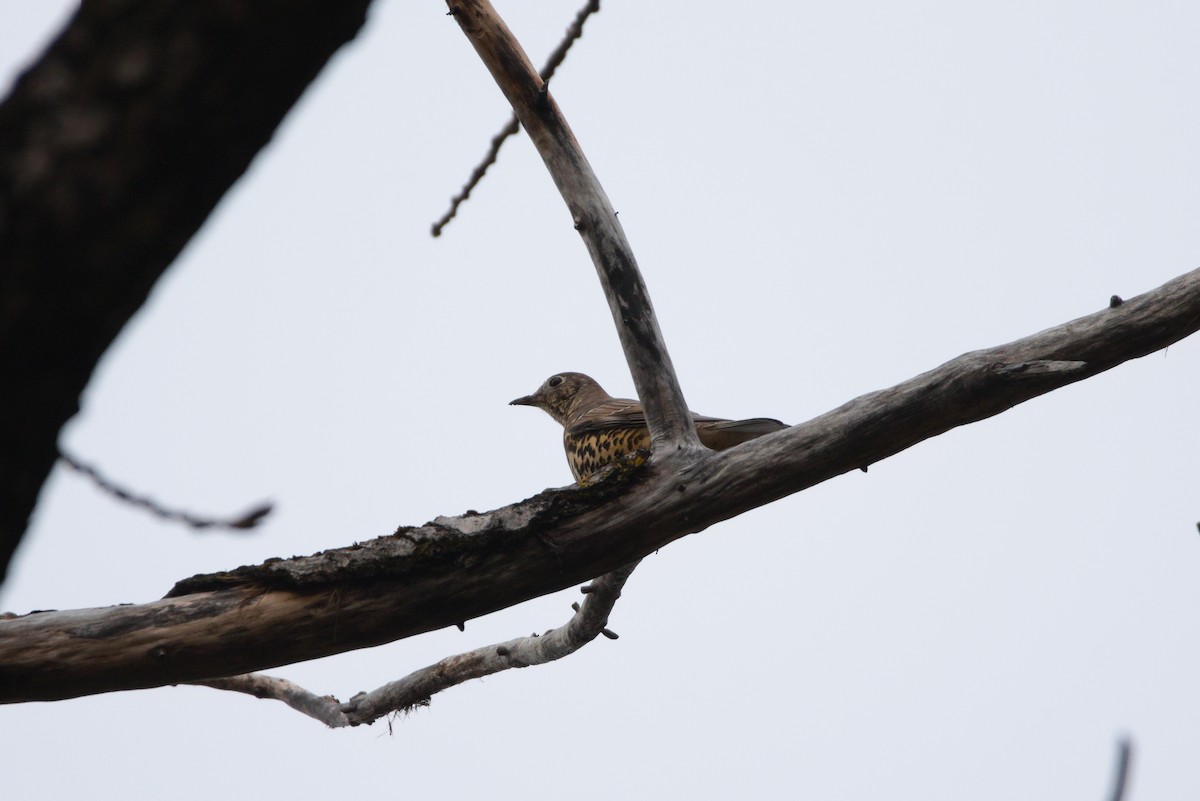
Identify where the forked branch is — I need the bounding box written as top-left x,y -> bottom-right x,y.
191,563 -> 638,727
3,0 -> 1200,718
3,265 -> 1198,704
446,0 -> 700,453
430,0 -> 602,237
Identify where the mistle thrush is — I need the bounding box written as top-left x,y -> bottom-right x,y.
510,372 -> 787,481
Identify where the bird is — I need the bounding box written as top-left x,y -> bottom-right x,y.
510,372 -> 787,481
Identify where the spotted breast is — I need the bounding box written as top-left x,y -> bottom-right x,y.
510,372 -> 787,482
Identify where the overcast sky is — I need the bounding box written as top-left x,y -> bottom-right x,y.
3,2 -> 1200,799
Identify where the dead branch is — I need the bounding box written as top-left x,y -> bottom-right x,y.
191,562 -> 638,727
1106,737 -> 1133,801
3,265 -> 1198,704
58,449 -> 272,532
430,0 -> 601,237
0,0 -> 375,586
447,0 -> 699,453
338,561 -> 637,725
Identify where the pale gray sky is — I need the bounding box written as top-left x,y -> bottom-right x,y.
3,2 -> 1200,799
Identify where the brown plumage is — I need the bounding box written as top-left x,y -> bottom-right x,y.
510,372 -> 787,481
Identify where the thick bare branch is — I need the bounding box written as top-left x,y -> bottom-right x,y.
191,563 -> 638,727
3,266 -> 1197,704
445,0 -> 700,453
0,0 -> 376,585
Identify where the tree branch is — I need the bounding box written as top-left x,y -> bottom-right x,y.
58,449 -> 272,532
1106,737 -> 1133,801
0,0 -> 377,586
445,0 -> 700,453
4,266 -> 1197,704
190,562 -> 638,727
190,673 -> 353,728
430,0 -> 602,237
338,560 -> 637,726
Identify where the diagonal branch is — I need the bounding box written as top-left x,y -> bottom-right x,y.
58,449 -> 273,532
191,562 -> 639,727
337,560 -> 636,725
191,673 -> 353,728
0,0 -> 377,587
3,265 -> 1198,704
446,0 -> 700,453
430,0 -> 602,237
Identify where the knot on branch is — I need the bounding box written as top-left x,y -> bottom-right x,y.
990,360 -> 1088,379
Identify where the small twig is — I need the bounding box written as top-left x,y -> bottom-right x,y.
193,560 -> 640,727
1106,736 -> 1133,801
430,0 -> 601,237
58,448 -> 272,532
537,0 -> 601,81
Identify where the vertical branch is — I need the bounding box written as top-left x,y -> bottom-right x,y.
1105,737 -> 1133,801
445,0 -> 701,454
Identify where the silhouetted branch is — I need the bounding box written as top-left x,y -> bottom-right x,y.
0,0 -> 374,586
430,0 -> 601,237
59,449 -> 272,532
1106,737 -> 1133,801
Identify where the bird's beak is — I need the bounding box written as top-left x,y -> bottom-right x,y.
509,394 -> 537,407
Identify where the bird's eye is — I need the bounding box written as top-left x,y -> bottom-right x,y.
548,376 -> 564,388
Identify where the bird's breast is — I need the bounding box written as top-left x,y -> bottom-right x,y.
563,426 -> 652,481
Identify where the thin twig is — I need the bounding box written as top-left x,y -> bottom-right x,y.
430,0 -> 601,237
192,560 -> 639,727
58,448 -> 272,532
1106,737 -> 1133,801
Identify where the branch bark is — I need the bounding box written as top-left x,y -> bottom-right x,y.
192,561 -> 637,726
446,0 -> 700,453
3,266 -> 1197,703
0,0 -> 376,585
336,561 -> 636,726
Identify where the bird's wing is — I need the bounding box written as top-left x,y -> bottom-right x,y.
565,398 -> 649,436
696,417 -> 787,450
568,398 -> 786,447
701,417 -> 786,434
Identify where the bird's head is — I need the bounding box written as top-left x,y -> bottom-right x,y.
510,372 -> 609,426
